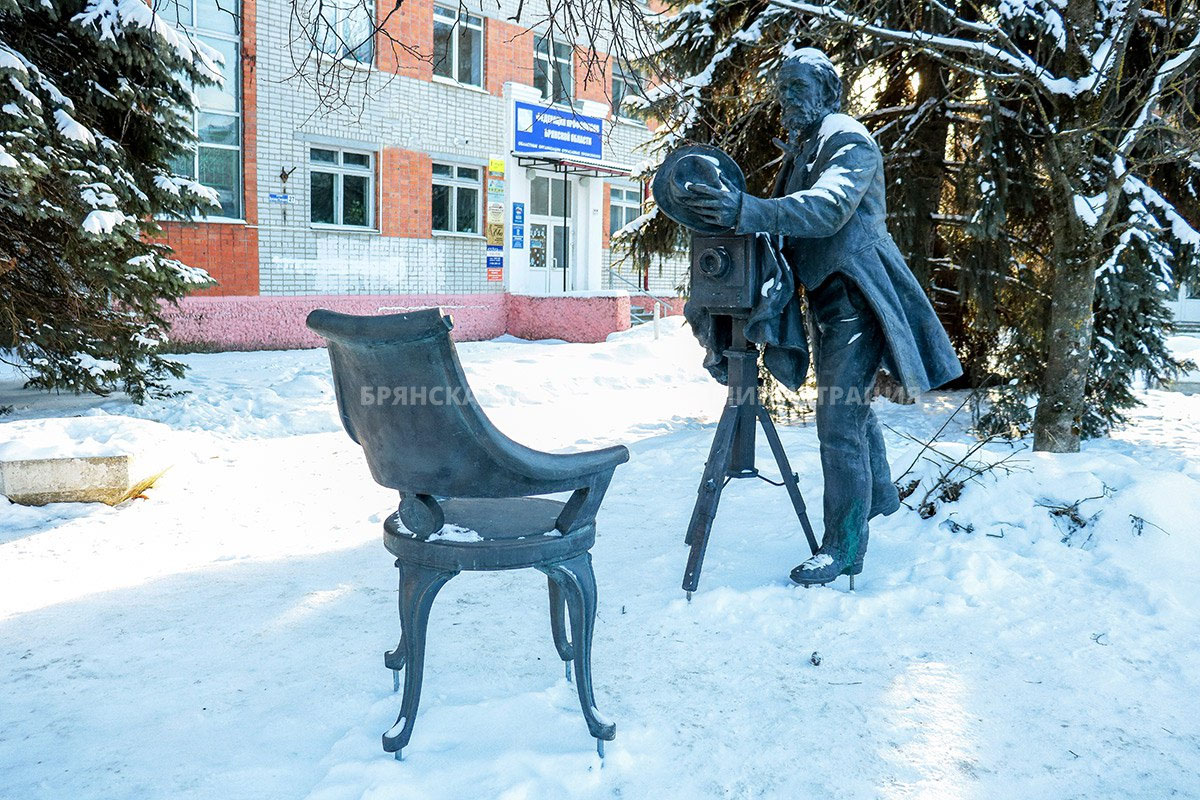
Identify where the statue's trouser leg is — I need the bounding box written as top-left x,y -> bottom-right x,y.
867,409 -> 899,519
810,274 -> 885,570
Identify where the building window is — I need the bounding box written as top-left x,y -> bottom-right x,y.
433,6 -> 483,87
609,185 -> 640,236
532,175 -> 571,217
166,0 -> 242,219
310,147 -> 374,227
312,0 -> 375,64
534,35 -> 573,105
432,163 -> 481,234
611,61 -> 642,119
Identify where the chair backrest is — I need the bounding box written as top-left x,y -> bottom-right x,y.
307,308 -> 541,498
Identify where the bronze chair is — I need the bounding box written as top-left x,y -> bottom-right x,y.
307,308 -> 628,759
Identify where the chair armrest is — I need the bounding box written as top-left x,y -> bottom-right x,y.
511,443 -> 630,485
554,467 -> 620,533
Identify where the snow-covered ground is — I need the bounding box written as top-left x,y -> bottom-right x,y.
2,321 -> 1199,800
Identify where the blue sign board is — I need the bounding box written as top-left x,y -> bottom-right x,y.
514,102 -> 603,159
512,225 -> 525,249
512,203 -> 524,225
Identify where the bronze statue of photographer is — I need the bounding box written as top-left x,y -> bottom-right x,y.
656,49 -> 962,588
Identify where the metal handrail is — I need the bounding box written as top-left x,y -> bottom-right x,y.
606,267 -> 675,317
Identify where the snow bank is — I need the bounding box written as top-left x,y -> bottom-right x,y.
0,415 -> 178,464
1,324 -> 1198,799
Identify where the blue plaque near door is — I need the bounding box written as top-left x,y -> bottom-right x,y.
513,203 -> 525,225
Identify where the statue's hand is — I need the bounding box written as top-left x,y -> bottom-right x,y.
685,177 -> 742,230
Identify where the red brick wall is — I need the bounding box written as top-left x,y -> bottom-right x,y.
381,147 -> 433,238
602,181 -> 612,249
161,224 -> 260,295
242,0 -> 258,228
486,17 -> 530,95
157,0 -> 259,297
377,0 -> 433,79
576,53 -> 610,106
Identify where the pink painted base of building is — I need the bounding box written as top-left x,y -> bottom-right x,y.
162,292 -> 649,350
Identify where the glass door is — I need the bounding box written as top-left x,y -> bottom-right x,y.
528,174 -> 573,293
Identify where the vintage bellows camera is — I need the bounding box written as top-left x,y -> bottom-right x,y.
690,233 -> 759,312
649,144 -> 760,313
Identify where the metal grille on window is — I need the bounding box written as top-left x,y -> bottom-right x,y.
432,163 -> 482,234
166,0 -> 242,219
433,6 -> 483,87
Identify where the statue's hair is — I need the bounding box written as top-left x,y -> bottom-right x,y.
780,49 -> 843,113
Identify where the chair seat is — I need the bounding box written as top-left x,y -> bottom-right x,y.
383,497 -> 596,571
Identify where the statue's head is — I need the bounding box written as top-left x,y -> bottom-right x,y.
777,49 -> 842,139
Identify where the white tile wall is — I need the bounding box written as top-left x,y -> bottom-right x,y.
254,0 -> 685,296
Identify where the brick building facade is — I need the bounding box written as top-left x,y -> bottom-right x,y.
158,0 -> 686,347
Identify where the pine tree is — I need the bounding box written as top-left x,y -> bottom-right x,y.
627,0 -> 1200,451
0,0 -> 220,402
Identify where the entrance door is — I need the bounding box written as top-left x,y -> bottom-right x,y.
527,174 -> 574,293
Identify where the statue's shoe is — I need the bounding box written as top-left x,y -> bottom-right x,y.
790,548 -> 855,587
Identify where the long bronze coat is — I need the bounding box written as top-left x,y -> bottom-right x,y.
687,113 -> 963,395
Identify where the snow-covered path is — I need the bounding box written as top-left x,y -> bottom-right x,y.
2,321 -> 1199,800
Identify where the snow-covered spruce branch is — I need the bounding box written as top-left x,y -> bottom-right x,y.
1115,24 -> 1200,173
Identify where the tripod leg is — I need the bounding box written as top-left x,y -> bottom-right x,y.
756,406 -> 820,555
685,403 -> 740,547
683,403 -> 740,593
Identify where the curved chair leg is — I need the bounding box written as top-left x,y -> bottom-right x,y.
547,577 -> 574,682
382,561 -> 457,757
539,553 -> 616,745
384,635 -> 404,692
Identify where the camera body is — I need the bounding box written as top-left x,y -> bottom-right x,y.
690,234 -> 759,312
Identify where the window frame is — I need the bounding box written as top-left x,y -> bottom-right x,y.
312,0 -> 376,66
432,5 -> 484,88
309,146 -> 376,229
611,60 -> 643,121
533,34 -> 574,106
608,183 -> 641,237
168,0 -> 244,222
431,161 -> 484,236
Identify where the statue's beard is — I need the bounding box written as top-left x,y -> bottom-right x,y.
783,105 -> 829,142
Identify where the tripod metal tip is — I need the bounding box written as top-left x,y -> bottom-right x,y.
392,669 -> 399,692
596,739 -> 605,759
685,591 -> 693,603
565,661 -> 572,683
394,749 -> 403,762
848,574 -> 855,591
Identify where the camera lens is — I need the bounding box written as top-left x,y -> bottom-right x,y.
698,247 -> 730,278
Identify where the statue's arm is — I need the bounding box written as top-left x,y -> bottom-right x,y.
735,133 -> 879,238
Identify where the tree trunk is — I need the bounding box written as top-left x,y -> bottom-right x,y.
1032,0 -> 1103,453
900,54 -> 951,291
1032,223 -> 1098,452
